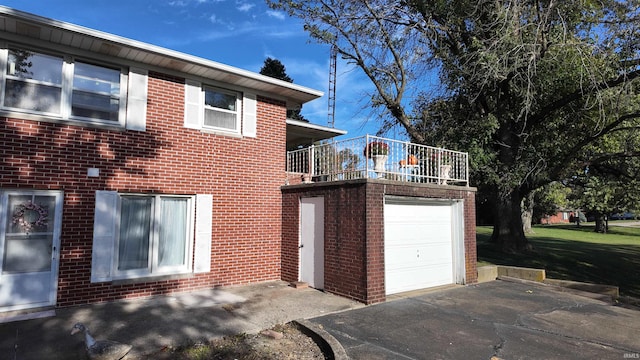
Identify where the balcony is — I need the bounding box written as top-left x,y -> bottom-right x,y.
286,135 -> 469,186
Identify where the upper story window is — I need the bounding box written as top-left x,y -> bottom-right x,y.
4,49 -> 64,115
184,80 -> 257,138
72,61 -> 122,122
0,45 -> 148,130
204,86 -> 240,132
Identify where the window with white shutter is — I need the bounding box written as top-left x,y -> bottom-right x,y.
0,45 -> 147,130
91,191 -> 211,282
183,80 -> 257,137
204,86 -> 240,133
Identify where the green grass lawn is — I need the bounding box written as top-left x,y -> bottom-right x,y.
477,224 -> 640,298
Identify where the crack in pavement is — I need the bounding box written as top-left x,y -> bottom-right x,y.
311,282 -> 640,359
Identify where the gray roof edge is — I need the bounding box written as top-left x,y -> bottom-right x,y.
0,6 -> 324,102
286,119 -> 347,135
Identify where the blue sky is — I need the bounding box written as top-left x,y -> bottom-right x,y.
1,0 -> 381,138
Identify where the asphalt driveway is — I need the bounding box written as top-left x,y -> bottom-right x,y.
309,280 -> 640,359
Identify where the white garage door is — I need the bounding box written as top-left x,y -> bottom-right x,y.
384,198 -> 457,295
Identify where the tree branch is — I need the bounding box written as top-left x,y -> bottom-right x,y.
529,68 -> 640,125
543,111 -> 640,186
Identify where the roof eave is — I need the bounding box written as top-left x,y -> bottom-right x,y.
286,119 -> 347,149
0,6 -> 323,105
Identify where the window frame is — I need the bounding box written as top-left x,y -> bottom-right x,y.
3,48 -> 64,116
112,193 -> 195,280
202,85 -> 241,134
0,44 -> 129,128
70,59 -> 127,124
184,80 -> 257,138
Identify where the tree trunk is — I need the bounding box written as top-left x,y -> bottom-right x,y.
521,192 -> 534,234
594,212 -> 608,233
491,191 -> 531,252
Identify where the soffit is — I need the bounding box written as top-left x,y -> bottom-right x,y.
286,119 -> 347,149
0,6 -> 323,105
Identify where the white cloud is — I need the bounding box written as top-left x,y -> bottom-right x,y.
262,20 -> 306,39
266,10 -> 285,20
168,0 -> 224,6
197,30 -> 234,41
265,30 -> 301,38
168,0 -> 188,6
237,3 -> 255,12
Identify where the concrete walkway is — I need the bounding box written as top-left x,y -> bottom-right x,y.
309,279 -> 640,359
3,279 -> 639,359
0,281 -> 364,359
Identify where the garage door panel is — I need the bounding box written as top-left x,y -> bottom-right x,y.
385,224 -> 451,244
386,264 -> 454,294
385,244 -> 452,267
386,259 -> 452,273
385,227 -> 450,245
385,204 -> 444,223
384,199 -> 455,295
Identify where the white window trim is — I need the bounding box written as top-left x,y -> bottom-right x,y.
0,43 -> 147,131
2,49 -> 65,118
112,194 -> 195,280
203,85 -> 241,134
91,191 -> 211,283
184,80 -> 257,138
66,58 -> 128,127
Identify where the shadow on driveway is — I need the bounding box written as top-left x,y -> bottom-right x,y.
309,280 -> 640,359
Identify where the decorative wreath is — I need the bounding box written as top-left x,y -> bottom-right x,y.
12,201 -> 48,233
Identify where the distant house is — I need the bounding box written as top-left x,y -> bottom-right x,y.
541,210 -> 573,225
0,7 -> 478,313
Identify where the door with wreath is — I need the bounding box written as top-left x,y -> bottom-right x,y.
0,190 -> 63,311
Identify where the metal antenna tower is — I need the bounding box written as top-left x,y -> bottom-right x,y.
327,44 -> 337,128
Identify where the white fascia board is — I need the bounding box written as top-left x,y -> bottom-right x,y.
0,6 -> 324,103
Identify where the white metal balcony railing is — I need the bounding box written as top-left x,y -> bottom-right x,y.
286,135 -> 469,186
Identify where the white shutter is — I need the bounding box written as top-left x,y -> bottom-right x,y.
242,92 -> 257,138
184,80 -> 203,129
91,191 -> 119,283
194,194 -> 213,273
125,67 -> 148,131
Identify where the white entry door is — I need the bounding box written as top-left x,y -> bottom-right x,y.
299,197 -> 324,289
0,190 -> 63,311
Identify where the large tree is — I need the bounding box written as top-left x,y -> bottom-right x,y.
269,0 -> 640,251
259,57 -> 308,121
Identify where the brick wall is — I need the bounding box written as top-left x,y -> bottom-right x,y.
282,179 -> 477,304
1,71 -> 286,306
541,211 -> 571,225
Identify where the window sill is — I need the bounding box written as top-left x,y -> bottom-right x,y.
112,272 -> 194,285
200,127 -> 243,138
0,109 -> 126,131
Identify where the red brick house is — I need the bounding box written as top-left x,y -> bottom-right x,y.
0,7 -> 340,312
0,7 -> 477,313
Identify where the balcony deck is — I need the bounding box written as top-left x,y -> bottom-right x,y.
286,135 -> 469,186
